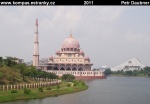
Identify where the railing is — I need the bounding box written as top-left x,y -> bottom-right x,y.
0,79 -> 61,91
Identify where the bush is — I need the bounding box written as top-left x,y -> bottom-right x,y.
55,94 -> 58,97
67,83 -> 71,87
104,68 -> 112,76
24,88 -> 31,94
38,87 -> 43,92
81,81 -> 85,86
57,85 -> 60,89
61,74 -> 75,82
73,80 -> 78,86
46,87 -> 52,90
73,83 -> 77,86
11,89 -> 18,93
125,71 -> 133,76
148,72 -> 150,76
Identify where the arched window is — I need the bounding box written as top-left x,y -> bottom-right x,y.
72,67 -> 77,71
54,67 -> 59,70
60,67 -> 65,70
66,67 -> 71,70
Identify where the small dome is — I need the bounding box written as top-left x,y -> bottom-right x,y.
85,56 -> 90,60
80,49 -> 84,54
61,34 -> 80,49
56,50 -> 60,54
49,56 -> 53,60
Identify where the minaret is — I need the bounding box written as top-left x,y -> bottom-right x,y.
33,18 -> 39,68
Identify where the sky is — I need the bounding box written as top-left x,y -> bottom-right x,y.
0,6 -> 150,69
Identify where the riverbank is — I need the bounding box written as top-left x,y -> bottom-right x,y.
109,74 -> 150,78
0,81 -> 88,103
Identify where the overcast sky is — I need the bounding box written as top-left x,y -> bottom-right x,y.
0,6 -> 150,68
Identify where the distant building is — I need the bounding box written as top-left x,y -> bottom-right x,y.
5,56 -> 24,64
98,66 -> 110,71
14,58 -> 24,64
25,61 -> 33,66
111,58 -> 145,71
39,58 -> 48,65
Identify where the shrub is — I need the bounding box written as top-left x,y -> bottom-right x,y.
61,74 -> 75,82
73,81 -> 78,86
78,80 -> 86,86
148,72 -> 150,76
67,83 -> 71,87
11,89 -> 18,93
57,85 -> 60,89
46,87 -> 52,90
74,83 -> 77,86
38,87 -> 43,92
55,94 -> 58,97
24,88 -> 31,94
81,81 -> 85,86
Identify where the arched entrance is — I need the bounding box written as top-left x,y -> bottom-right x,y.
85,64 -> 90,71
72,64 -> 77,71
47,66 -> 53,70
66,64 -> 71,71
53,64 -> 59,70
78,64 -> 83,71
60,64 -> 65,71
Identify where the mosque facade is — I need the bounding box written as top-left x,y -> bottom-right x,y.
33,19 -> 105,79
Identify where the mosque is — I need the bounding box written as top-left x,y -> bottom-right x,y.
33,19 -> 105,79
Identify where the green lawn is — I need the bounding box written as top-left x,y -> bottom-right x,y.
0,81 -> 88,102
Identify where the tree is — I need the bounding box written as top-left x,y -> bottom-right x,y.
143,66 -> 150,72
132,70 -> 139,76
25,65 -> 37,77
104,68 -> 112,76
61,74 -> 75,82
0,57 -> 3,62
125,71 -> 132,76
35,70 -> 58,79
0,57 -> 3,67
24,88 -> 31,94
47,72 -> 58,79
0,72 -> 4,83
18,64 -> 26,80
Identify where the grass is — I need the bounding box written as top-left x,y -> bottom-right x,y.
0,81 -> 88,102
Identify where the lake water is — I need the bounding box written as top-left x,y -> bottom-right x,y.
1,77 -> 150,104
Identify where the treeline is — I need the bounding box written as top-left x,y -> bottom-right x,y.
0,56 -> 58,84
104,66 -> 150,77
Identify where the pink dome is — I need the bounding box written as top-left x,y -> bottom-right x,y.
85,56 -> 90,60
61,34 -> 80,49
80,49 -> 84,54
49,56 -> 53,60
56,50 -> 60,54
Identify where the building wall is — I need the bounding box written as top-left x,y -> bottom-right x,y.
48,50 -> 92,71
45,70 -> 104,77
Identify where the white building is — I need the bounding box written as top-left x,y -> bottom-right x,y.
111,58 -> 145,71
